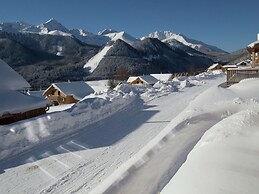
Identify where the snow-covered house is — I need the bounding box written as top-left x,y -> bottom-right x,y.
207,63 -> 222,72
127,75 -> 158,86
0,59 -> 48,124
226,34 -> 259,85
150,73 -> 173,81
236,60 -> 248,67
222,64 -> 237,72
0,90 -> 49,125
43,81 -> 95,106
247,34 -> 259,68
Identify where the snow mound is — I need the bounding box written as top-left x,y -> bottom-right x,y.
161,78 -> 259,194
0,88 -> 139,160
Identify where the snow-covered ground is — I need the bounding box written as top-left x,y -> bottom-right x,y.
0,71 -> 239,194
161,78 -> 259,194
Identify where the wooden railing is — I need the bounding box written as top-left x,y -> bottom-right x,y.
47,95 -> 65,105
227,68 -> 259,85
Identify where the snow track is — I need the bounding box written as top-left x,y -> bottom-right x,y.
102,112 -> 223,194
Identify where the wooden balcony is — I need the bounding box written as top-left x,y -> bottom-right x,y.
47,95 -> 65,105
227,68 -> 259,85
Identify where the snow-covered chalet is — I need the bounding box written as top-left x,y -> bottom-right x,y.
0,59 -> 49,125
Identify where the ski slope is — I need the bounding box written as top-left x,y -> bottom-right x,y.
0,72 -> 225,194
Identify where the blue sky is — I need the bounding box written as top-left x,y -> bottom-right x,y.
0,0 -> 258,52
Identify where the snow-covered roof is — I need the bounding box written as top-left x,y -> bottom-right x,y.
44,81 -> 95,100
127,75 -> 158,85
27,90 -> 45,100
236,60 -> 248,66
222,64 -> 237,68
151,73 -> 173,81
0,59 -> 31,90
126,76 -> 138,83
85,80 -> 109,93
139,75 -> 158,84
0,89 -> 49,116
207,63 -> 222,70
247,40 -> 259,48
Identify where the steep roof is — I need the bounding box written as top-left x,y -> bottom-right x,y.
207,63 -> 222,70
151,73 -> 173,81
0,59 -> 31,90
139,75 -> 158,84
126,76 -> 138,83
0,89 -> 49,116
127,75 -> 158,85
44,81 -> 95,100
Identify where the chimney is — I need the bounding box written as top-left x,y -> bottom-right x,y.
257,33 -> 259,41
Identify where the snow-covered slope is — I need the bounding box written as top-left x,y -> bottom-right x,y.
160,78 -> 259,194
144,31 -> 227,55
0,58 -> 30,90
84,44 -> 114,73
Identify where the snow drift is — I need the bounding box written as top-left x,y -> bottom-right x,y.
0,85 -> 138,160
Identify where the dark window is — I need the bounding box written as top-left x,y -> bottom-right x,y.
58,91 -> 60,96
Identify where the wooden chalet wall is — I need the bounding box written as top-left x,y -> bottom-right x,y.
0,107 -> 46,125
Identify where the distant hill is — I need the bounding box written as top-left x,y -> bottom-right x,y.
86,38 -> 214,79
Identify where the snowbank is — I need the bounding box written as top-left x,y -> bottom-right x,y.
161,78 -> 259,194
0,85 -> 139,160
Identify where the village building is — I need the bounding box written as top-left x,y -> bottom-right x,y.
247,34 -> 259,68
0,59 -> 48,125
226,34 -> 259,85
43,81 -> 95,106
207,63 -> 223,72
222,64 -> 237,72
150,73 -> 173,81
127,75 -> 158,86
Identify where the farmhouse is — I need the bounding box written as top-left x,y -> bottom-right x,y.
127,75 -> 158,86
0,59 -> 48,125
207,63 -> 222,72
226,34 -> 259,85
43,81 -> 94,106
247,34 -> 259,67
0,90 -> 49,125
150,73 -> 173,81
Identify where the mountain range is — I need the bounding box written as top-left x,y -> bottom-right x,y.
0,18 -> 247,89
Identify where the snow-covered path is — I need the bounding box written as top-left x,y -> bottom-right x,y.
0,76 -> 224,194
103,113 -> 222,194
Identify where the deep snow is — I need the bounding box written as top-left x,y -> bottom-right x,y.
161,78 -> 259,194
0,71 -> 232,194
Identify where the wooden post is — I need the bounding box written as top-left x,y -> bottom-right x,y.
252,51 -> 255,68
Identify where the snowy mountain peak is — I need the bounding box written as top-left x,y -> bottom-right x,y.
146,30 -> 178,40
98,29 -> 118,36
104,31 -> 138,45
39,18 -> 69,33
144,30 -> 227,56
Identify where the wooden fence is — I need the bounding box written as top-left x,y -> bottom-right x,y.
227,68 -> 259,85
